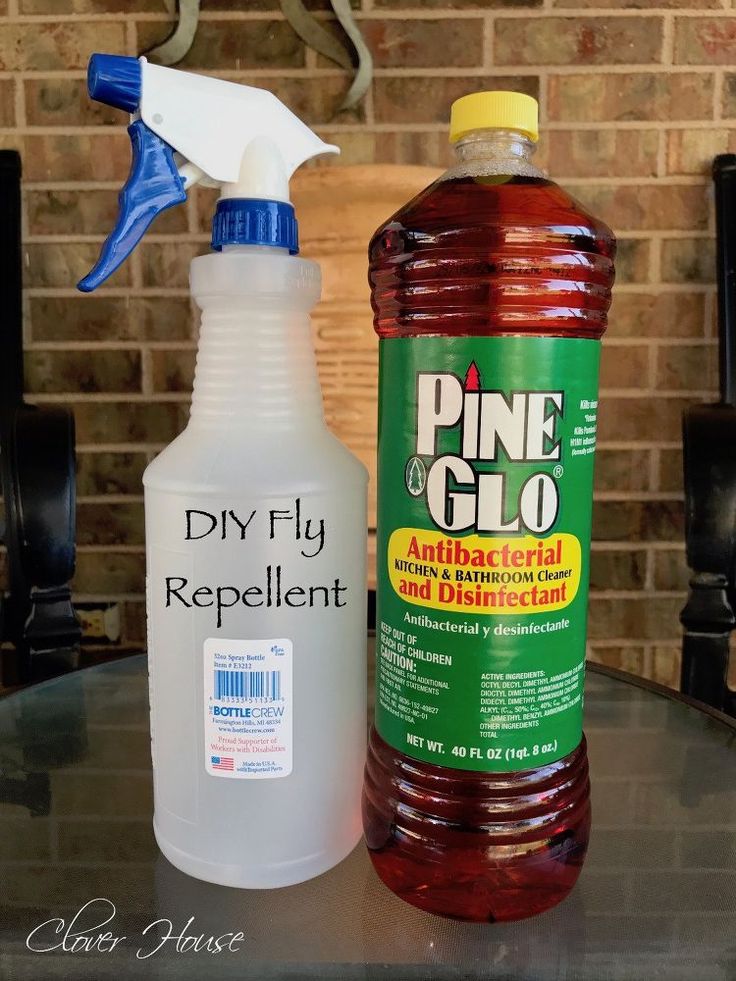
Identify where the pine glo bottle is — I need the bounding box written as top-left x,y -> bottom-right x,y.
362,92 -> 615,922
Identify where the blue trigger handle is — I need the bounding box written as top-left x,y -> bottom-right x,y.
78,119 -> 186,293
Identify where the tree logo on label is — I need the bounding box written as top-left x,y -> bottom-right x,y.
405,456 -> 426,496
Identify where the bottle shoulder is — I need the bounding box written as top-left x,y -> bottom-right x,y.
369,174 -> 615,340
190,250 -> 321,308
370,175 -> 614,254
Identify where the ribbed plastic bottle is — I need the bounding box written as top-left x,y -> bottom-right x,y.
76,54 -> 368,888
362,91 -> 615,921
144,243 -> 368,888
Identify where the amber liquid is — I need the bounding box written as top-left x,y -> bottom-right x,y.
363,174 -> 615,922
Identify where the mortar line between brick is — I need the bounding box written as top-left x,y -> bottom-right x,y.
644,549 -> 655,592
364,75 -> 376,128
592,337 -> 706,350
76,443 -> 170,453
587,638 -> 682,647
26,341 -> 196,351
28,392 -> 190,403
18,70 -> 87,79
11,118 -> 736,135
20,232 -> 708,247
382,6 -> 733,20
594,489 -> 681,504
379,64 -> 715,76
3,8 -> 736,25
20,285 -> 713,301
7,12 -> 283,23
602,386 -> 714,397
649,237 -> 662,284
612,283 -> 714,292
74,592 -> 146,601
78,495 -> 144,505
19,172 -> 713,187
25,286 -> 715,300
11,65 -> 728,81
21,383 -> 714,403
600,440 -> 682,449
482,14 -> 494,70
636,284 -> 715,294
715,69 -> 724,122
26,287 -> 191,297
125,16 -> 137,58
662,12 -> 675,66
704,290 -> 716,339
538,69 -> 549,129
185,192 -> 198,237
70,443 -> 674,457
365,8 -> 736,17
22,229 -> 714,242
226,7 -> 736,19
589,589 -> 683,597
647,340 -> 657,391
643,644 -> 658,682
591,541 -> 684,550
26,235 -> 196,245
65,544 -> 139,554
13,72 -> 23,131
129,239 -> 143,292
21,290 -> 31,346
140,346 -> 153,398
650,447 -> 661,493
657,130 -> 667,179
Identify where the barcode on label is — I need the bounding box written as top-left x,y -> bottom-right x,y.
214,669 -> 282,701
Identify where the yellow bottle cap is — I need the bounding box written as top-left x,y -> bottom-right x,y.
449,91 -> 539,144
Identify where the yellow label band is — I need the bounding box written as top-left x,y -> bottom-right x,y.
388,528 -> 581,614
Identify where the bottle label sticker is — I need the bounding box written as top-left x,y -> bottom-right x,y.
375,335 -> 600,773
204,637 -> 292,779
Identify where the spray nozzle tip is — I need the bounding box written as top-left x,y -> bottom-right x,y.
88,53 -> 142,113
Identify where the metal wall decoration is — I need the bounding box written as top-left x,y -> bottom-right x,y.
143,0 -> 372,114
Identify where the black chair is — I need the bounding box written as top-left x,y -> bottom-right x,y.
680,154 -> 736,718
0,150 -> 80,685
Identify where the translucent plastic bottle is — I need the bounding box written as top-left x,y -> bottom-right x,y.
145,247 -> 367,888
362,91 -> 615,921
75,54 -> 368,889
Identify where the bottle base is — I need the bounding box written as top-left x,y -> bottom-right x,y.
363,731 -> 591,923
365,828 -> 588,922
154,820 -> 362,889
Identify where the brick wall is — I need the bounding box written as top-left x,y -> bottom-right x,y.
4,0 -> 728,687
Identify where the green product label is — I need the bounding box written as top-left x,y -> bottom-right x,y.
375,335 -> 600,773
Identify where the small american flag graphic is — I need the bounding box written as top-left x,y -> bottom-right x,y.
211,756 -> 234,771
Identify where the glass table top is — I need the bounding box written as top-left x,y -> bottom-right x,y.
0,652 -> 734,980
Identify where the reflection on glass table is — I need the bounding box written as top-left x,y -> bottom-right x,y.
0,648 -> 734,981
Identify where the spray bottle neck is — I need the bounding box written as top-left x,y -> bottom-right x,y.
187,251 -> 323,431
211,198 -> 299,254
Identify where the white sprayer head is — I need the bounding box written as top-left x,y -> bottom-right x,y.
78,54 -> 338,292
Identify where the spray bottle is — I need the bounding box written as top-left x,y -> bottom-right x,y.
78,54 -> 368,888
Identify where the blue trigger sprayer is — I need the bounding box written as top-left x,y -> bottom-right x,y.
78,54 -> 368,889
78,53 -> 338,291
